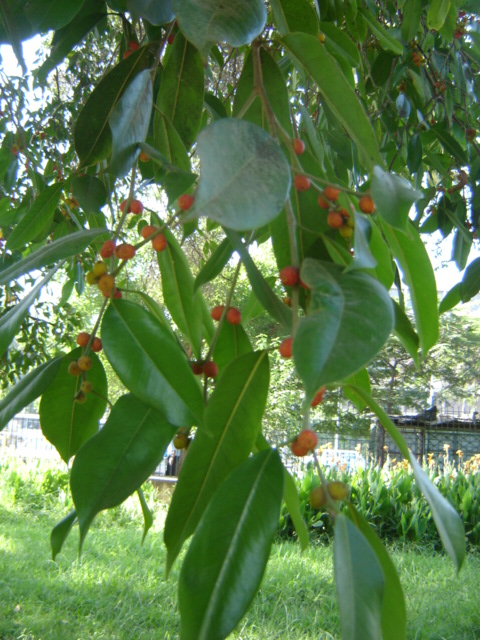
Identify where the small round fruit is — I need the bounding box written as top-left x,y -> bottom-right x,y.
120,198 -> 144,215
173,433 -> 189,449
81,380 -> 93,394
317,194 -> 330,209
203,361 -> 219,378
327,481 -> 349,500
86,271 -> 98,285
178,194 -> 195,211
226,307 -> 242,325
294,175 -> 311,192
466,128 -> 476,141
91,337 -> 102,353
279,337 -> 293,358
127,41 -> 139,51
140,225 -> 157,239
323,186 -> 340,201
77,355 -> 92,371
309,486 -> 327,509
76,332 -> 90,347
138,151 -> 150,162
152,233 -> 167,252
167,33 -> 175,44
292,138 -> 305,155
191,362 -> 204,375
97,274 -> 115,295
280,265 -> 300,287
297,429 -> 318,451
115,243 -> 136,260
339,224 -> 354,240
74,391 -> 87,404
68,361 -> 82,376
100,240 -> 116,259
210,305 -> 225,321
311,386 -> 326,407
112,288 -> 123,299
92,261 -> 108,277
290,439 -> 309,457
327,211 -> 344,229
358,194 -> 376,214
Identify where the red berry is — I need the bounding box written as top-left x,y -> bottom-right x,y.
323,186 -> 340,201
317,194 -> 330,210
279,337 -> 293,358
167,33 -> 175,45
311,386 -> 326,407
178,194 -> 195,211
115,243 -> 136,260
279,266 -> 300,287
112,288 -> 123,299
91,337 -> 103,353
100,240 -> 116,259
128,41 -> 139,51
140,225 -> 157,239
358,194 -> 375,214
151,233 -> 167,252
327,211 -> 344,229
191,362 -> 204,375
120,198 -> 144,214
297,429 -> 318,451
203,361 -> 219,378
210,305 -> 225,321
291,439 -> 309,457
76,332 -> 90,347
294,175 -> 311,192
292,139 -> 305,155
226,307 -> 242,325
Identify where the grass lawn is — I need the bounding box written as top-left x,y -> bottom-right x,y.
1,500 -> 479,640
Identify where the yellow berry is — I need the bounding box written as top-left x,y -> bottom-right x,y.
68,361 -> 82,376
77,356 -> 92,371
92,261 -> 108,277
81,380 -> 93,394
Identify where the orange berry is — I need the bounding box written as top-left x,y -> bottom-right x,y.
178,194 -> 195,211
140,225 -> 157,239
323,186 -> 340,201
226,307 -> 242,325
292,138 -> 305,155
203,361 -> 219,378
327,211 -> 344,229
77,355 -> 92,371
311,386 -> 326,407
151,233 -> 167,252
358,194 -> 375,214
297,429 -> 318,451
97,274 -> 115,295
317,194 -> 330,209
294,175 -> 311,192
91,337 -> 102,353
279,337 -> 293,358
290,439 -> 309,457
210,305 -> 225,321
120,198 -> 144,214
76,332 -> 90,347
138,151 -> 150,162
280,265 -> 300,287
100,240 -> 116,259
115,243 -> 136,260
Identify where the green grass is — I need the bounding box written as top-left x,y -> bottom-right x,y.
1,502 -> 480,640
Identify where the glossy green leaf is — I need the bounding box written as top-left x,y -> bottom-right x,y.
164,351 -> 270,572
431,123 -> 467,165
270,0 -> 318,36
371,166 -> 422,232
368,221 -> 395,290
212,321 -> 252,373
282,34 -> 381,168
381,221 -> 439,355
129,289 -> 176,338
427,0 -> 451,31
359,8 -> 403,55
0,264 -> 60,356
128,0 -> 174,24
156,33 -> 204,148
51,510 -> 77,560
295,259 -> 394,400
157,226 -> 205,357
72,175 -> 107,213
401,0 -> 421,41
393,300 -> 419,365
7,183 -> 63,250
320,22 -> 361,68
407,133 -> 423,174
109,69 -> 153,177
0,229 -> 107,285
0,357 -> 62,431
334,514 -> 385,640
194,237 -> 233,292
25,0 -> 84,32
184,119 -> 291,231
282,467 -> 309,550
174,0 -> 267,59
439,283 -> 461,314
342,369 -> 371,411
179,449 -> 284,640
347,506 -> 407,640
101,300 -> 204,427
74,46 -> 153,166
39,348 -> 108,463
71,394 -> 175,549
345,214 -> 376,272
226,230 -> 292,332
459,257 -> 480,302
137,487 -> 154,543
452,227 -> 472,271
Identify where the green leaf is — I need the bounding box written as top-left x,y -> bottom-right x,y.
178,449 -> 284,640
194,238 -> 233,292
282,34 -> 382,168
164,351 -> 270,572
282,467 -> 309,550
270,0 -> 318,36
452,227 -> 472,271
128,0 -> 174,24
371,166 -> 423,232
427,0 -> 451,31
25,0 -> 84,32
226,230 -> 292,332
359,8 -> 404,55
334,514 -> 385,640
320,22 -> 361,68
137,487 -> 154,543
51,510 -> 77,561
431,123 -> 467,165
342,368 -> 371,411
129,289 -> 176,338
156,33 -> 204,149
439,282 -> 461,314
401,0 -> 422,42
39,349 -> 108,463
0,229 -> 107,285
347,506 -> 407,640
0,264 -> 60,356
407,133 -> 423,174
295,259 -> 394,400
459,258 -> 480,302
74,46 -> 153,166
109,69 -> 153,177
7,183 -> 63,250
101,300 -> 204,426
72,175 -> 107,213
381,221 -> 439,355
0,357 -> 62,430
70,394 -> 175,549
174,0 -> 267,59
368,220 -> 395,290
393,300 -> 419,365
345,214 -> 377,272
184,119 -> 291,231
212,321 -> 252,373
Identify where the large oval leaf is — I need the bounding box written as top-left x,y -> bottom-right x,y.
164,350 -> 270,572
39,348 -> 108,463
212,321 -> 252,373
371,166 -> 423,232
295,259 -> 394,400
178,449 -> 284,640
101,299 -> 204,426
174,0 -> 267,59
184,119 -> 291,231
70,394 -> 176,549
